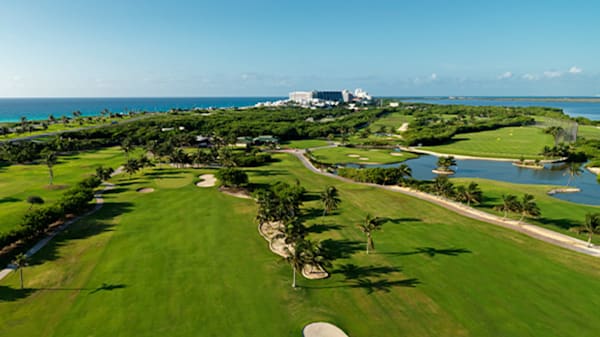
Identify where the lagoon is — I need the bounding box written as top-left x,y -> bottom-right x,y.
350,154 -> 600,205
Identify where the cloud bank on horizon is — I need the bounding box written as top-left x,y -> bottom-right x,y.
0,1 -> 599,97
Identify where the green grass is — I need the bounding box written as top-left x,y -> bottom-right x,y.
0,147 -> 126,234
281,139 -> 331,149
369,112 -> 414,132
2,154 -> 600,336
421,126 -> 554,159
578,125 -> 600,140
310,146 -> 417,164
452,177 -> 600,244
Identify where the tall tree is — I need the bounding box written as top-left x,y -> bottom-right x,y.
518,194 -> 541,221
565,162 -> 583,187
43,151 -> 57,185
121,138 -> 134,159
12,253 -> 28,289
455,182 -> 482,206
581,213 -> 600,247
95,166 -> 115,181
123,158 -> 140,179
495,194 -> 519,218
545,126 -> 564,146
357,214 -> 383,254
431,176 -> 455,198
320,185 -> 341,218
284,242 -> 307,288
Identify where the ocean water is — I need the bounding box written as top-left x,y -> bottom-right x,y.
401,97 -> 600,120
0,97 -> 284,123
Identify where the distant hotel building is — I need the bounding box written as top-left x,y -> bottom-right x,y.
289,89 -> 372,105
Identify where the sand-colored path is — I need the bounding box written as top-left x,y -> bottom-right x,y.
196,174 -> 216,187
278,149 -> 600,258
303,322 -> 349,337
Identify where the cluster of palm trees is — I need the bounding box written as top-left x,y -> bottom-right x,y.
428,176 -> 483,206
495,194 -> 541,221
255,183 -> 342,288
123,155 -> 154,178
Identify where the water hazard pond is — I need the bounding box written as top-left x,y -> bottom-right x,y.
347,154 -> 600,206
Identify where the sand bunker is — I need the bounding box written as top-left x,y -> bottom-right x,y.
398,122 -> 409,132
390,152 -> 403,156
137,188 -> 155,193
347,154 -> 360,158
303,322 -> 349,337
359,157 -> 369,161
196,174 -> 216,187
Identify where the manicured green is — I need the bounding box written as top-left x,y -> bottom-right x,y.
369,112 -> 414,132
311,146 -> 417,164
577,125 -> 600,140
421,126 -> 554,159
1,154 -> 600,336
453,177 -> 600,244
0,147 -> 126,234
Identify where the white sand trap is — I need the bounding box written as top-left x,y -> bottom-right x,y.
359,157 -> 369,161
137,188 -> 155,193
347,154 -> 360,158
303,322 -> 349,337
390,152 -> 403,156
196,174 -> 216,187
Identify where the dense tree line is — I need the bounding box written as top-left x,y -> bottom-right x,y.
0,176 -> 102,255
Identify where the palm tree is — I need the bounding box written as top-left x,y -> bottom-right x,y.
95,166 -> 114,181
138,155 -> 154,174
545,126 -> 564,146
518,194 -> 541,221
284,243 -> 306,288
495,194 -> 519,218
431,176 -> 455,198
255,190 -> 277,224
43,151 -> 57,185
320,185 -> 341,218
455,182 -> 482,206
121,138 -> 134,159
436,156 -> 457,172
123,158 -> 140,179
565,162 -> 583,187
581,213 -> 600,247
12,253 -> 28,289
357,214 -> 383,254
26,195 -> 44,211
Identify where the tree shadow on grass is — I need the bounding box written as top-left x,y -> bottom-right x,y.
88,283 -> 127,294
334,263 -> 402,280
25,201 -> 133,266
382,247 -> 471,257
537,217 -> 579,231
321,239 -> 363,260
0,285 -> 35,302
307,223 -> 343,234
0,197 -> 21,204
351,278 -> 420,293
243,169 -> 288,177
380,217 -> 422,224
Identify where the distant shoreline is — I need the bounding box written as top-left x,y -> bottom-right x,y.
397,96 -> 600,103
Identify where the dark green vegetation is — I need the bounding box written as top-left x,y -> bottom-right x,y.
2,154 -> 600,336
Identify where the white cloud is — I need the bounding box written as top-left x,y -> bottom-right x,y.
430,73 -> 437,80
522,73 -> 538,80
498,71 -> 512,79
569,66 -> 582,74
543,71 -> 562,79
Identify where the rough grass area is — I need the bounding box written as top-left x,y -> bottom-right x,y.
577,125 -> 600,140
0,147 -> 125,234
369,112 -> 414,132
2,154 -> 600,336
421,126 -> 554,159
311,146 -> 417,164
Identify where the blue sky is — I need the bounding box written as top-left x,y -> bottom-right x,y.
1,0 -> 599,97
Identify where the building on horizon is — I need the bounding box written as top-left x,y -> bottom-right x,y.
288,88 -> 372,106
